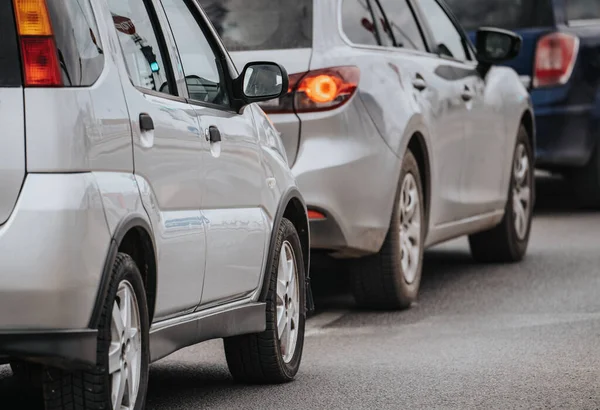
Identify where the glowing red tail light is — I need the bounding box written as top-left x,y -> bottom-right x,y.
533,32 -> 579,88
259,66 -> 360,114
13,0 -> 62,87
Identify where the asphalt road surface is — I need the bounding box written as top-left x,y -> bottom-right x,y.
2,175 -> 599,409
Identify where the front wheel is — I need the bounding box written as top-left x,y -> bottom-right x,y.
469,125 -> 534,263
43,253 -> 150,410
224,218 -> 306,384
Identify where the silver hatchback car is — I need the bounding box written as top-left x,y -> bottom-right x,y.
0,0 -> 311,408
202,0 -> 536,309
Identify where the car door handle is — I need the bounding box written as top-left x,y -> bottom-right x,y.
412,76 -> 427,91
206,126 -> 221,143
139,113 -> 154,131
461,86 -> 474,102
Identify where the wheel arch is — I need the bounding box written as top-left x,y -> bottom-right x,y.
406,132 -> 432,235
520,109 -> 536,156
89,215 -> 158,328
260,188 -> 312,311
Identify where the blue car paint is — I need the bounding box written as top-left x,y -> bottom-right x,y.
468,9 -> 600,169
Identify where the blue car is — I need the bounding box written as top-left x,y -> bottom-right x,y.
446,0 -> 600,203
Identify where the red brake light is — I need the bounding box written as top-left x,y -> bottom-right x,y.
533,32 -> 579,88
259,66 -> 360,114
13,0 -> 62,87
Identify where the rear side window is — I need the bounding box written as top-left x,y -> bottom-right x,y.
445,0 -> 554,32
107,0 -> 174,95
377,0 -> 426,50
342,0 -> 382,46
567,0 -> 600,22
198,0 -> 312,51
1,1 -> 21,87
46,0 -> 105,86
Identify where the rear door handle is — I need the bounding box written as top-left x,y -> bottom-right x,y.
139,113 -> 154,131
412,76 -> 427,91
206,126 -> 221,143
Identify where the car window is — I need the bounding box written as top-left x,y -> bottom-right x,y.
377,0 -> 426,50
370,0 -> 394,46
341,0 -> 383,46
567,0 -> 600,22
445,0 -> 554,32
45,0 -> 105,86
160,0 -> 229,106
107,0 -> 174,95
198,0 -> 312,51
418,0 -> 468,61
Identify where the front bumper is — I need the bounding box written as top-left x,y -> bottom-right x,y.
0,329 -> 97,369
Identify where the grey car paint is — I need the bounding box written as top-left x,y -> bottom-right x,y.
0,0 -> 308,369
230,0 -> 533,257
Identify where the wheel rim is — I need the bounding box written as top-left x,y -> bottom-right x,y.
276,241 -> 300,364
109,280 -> 142,410
399,173 -> 422,284
512,143 -> 531,240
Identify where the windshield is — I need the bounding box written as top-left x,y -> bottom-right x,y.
444,0 -> 555,32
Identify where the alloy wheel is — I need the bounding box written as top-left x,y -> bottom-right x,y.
512,143 -> 531,240
276,241 -> 300,363
109,280 -> 142,410
399,173 -> 422,284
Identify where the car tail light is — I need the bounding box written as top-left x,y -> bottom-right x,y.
13,0 -> 62,86
259,66 -> 360,114
533,32 -> 579,88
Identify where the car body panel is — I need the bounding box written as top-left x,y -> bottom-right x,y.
228,0 -> 532,257
0,173 -> 110,329
0,88 -> 25,225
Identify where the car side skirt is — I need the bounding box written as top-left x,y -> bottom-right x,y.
149,301 -> 266,363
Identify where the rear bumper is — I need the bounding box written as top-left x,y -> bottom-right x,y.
0,173 -> 111,330
0,329 -> 97,369
533,103 -> 599,168
288,99 -> 400,257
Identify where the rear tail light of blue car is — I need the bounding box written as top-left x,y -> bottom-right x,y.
533,32 -> 580,88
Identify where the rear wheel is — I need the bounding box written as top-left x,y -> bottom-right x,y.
42,253 -> 150,410
224,218 -> 306,384
350,149 -> 425,310
469,125 -> 534,263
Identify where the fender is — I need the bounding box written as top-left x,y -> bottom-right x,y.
88,215 -> 156,329
259,187 -> 314,313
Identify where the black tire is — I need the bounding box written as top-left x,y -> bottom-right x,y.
469,125 -> 535,263
224,218 -> 306,384
350,149 -> 426,310
10,361 -> 43,390
42,253 -> 150,410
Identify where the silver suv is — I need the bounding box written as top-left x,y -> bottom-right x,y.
0,0 -> 310,408
203,0 -> 536,309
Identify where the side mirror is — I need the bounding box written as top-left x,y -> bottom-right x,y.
234,62 -> 288,110
475,27 -> 522,65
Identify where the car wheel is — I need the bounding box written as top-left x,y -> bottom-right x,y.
469,125 -> 534,263
224,217 -> 306,384
10,361 -> 43,389
350,149 -> 425,310
43,253 -> 150,410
